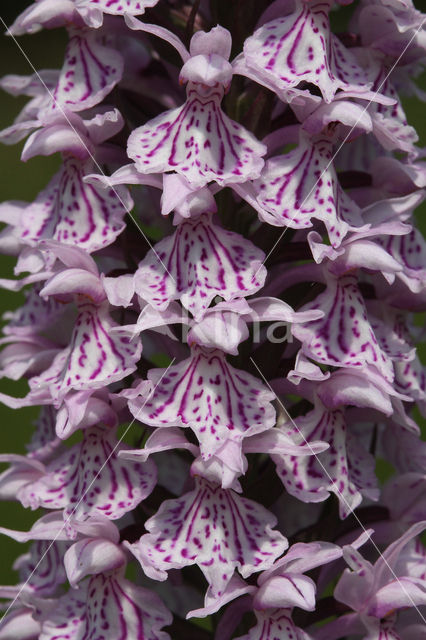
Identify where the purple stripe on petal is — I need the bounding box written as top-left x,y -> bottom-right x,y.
50,27 -> 123,113
36,573 -> 172,640
134,213 -> 266,320
128,347 -> 276,458
19,425 -> 156,522
130,477 -> 288,598
254,132 -> 363,247
292,273 -> 395,381
19,158 -> 130,253
244,1 -> 372,103
127,85 -> 266,187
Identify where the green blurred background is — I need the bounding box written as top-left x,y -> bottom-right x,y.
0,1 -> 425,588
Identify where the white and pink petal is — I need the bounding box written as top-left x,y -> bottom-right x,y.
18,158 -> 130,253
128,347 -> 276,458
133,214 -> 266,320
273,402 -> 377,518
127,85 -> 266,187
43,302 -> 141,401
34,573 -> 172,640
128,477 -> 288,598
235,609 -> 310,640
254,132 -> 364,247
243,0 -> 373,103
292,272 -> 395,382
49,27 -> 123,113
18,424 -> 156,524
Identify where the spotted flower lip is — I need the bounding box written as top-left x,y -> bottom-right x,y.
1,111 -> 131,254
126,24 -> 267,187
11,424 -> 156,526
242,0 -> 387,104
1,0 -> 426,637
128,345 -> 276,458
126,85 -> 267,187
131,213 -> 267,320
127,475 -> 288,599
253,129 -> 366,247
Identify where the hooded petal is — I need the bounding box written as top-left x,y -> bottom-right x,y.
64,538 -> 126,587
254,574 -> 316,611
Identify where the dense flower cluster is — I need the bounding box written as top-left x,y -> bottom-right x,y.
0,1 -> 426,638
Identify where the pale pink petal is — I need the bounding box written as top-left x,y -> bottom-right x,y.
254,574 -> 316,611
254,132 -> 364,247
50,27 -> 123,113
190,25 -> 232,58
119,427 -> 199,463
18,425 -> 156,522
64,538 -> 126,587
35,573 -> 172,640
8,0 -> 77,36
133,214 -> 266,320
187,574 -> 255,619
127,86 -> 266,187
0,608 -> 40,640
244,1 -> 373,103
292,272 -> 395,382
128,347 -> 276,458
128,477 -> 288,598
0,512 -> 69,542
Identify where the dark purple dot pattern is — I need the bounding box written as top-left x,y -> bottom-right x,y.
19,425 -> 156,523
292,273 -> 394,382
51,28 -> 123,113
20,158 -> 128,253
